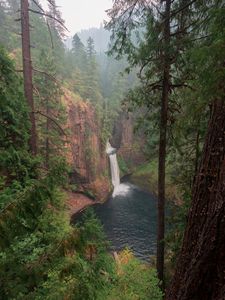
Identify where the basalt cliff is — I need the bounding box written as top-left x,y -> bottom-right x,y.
63,89 -> 145,201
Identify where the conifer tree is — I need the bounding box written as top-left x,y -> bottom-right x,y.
35,50 -> 66,169
72,33 -> 87,69
85,37 -> 101,103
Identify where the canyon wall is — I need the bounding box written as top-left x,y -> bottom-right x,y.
63,90 -> 146,200
63,89 -> 110,200
111,112 -> 146,169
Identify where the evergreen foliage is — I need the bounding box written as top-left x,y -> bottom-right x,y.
0,47 -> 35,185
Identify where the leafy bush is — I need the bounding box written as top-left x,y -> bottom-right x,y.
97,249 -> 163,300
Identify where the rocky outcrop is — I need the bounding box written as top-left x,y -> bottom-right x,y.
111,112 -> 146,168
63,89 -> 110,201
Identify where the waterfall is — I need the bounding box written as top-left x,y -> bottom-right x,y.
106,141 -> 120,188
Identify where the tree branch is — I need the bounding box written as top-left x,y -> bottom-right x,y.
34,110 -> 67,136
33,68 -> 60,84
169,0 -> 198,19
28,8 -> 69,32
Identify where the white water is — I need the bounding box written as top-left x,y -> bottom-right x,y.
106,142 -> 120,193
112,183 -> 132,197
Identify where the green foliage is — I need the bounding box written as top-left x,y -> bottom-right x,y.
97,249 -> 163,300
34,49 -> 67,169
0,198 -> 116,299
118,156 -> 129,175
0,47 -> 37,184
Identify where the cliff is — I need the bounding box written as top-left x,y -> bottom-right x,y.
111,112 -> 146,170
62,89 -> 145,202
63,89 -> 110,201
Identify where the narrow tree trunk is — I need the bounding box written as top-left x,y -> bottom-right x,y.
166,99 -> 225,300
21,0 -> 37,155
157,0 -> 171,284
45,97 -> 50,169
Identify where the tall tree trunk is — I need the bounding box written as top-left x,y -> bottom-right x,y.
21,0 -> 37,155
157,0 -> 171,284
166,99 -> 225,300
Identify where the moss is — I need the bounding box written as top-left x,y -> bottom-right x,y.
118,156 -> 130,176
131,160 -> 181,203
130,161 -> 158,194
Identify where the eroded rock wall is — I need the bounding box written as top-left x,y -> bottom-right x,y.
63,89 -> 110,200
111,112 -> 146,168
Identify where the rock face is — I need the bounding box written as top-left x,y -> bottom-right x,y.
63,89 -> 110,200
63,90 -> 145,200
111,112 -> 146,168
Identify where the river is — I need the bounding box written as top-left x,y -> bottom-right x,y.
93,180 -> 157,262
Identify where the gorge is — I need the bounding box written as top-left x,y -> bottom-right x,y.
73,140 -> 157,262
1,1 -> 224,299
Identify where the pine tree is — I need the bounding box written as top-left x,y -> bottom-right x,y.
35,49 -> 66,169
72,33 -> 87,70
85,37 -> 101,103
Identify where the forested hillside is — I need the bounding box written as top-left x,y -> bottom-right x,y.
0,0 -> 225,299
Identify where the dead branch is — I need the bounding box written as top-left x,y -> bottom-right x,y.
33,68 -> 60,84
47,21 -> 54,49
34,110 -> 67,136
31,0 -> 45,13
28,8 -> 69,32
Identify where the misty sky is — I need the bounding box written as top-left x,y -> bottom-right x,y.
54,0 -> 112,35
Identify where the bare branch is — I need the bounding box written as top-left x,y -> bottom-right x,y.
31,0 -> 45,13
46,21 -> 54,49
30,0 -> 54,48
171,83 -> 195,90
28,8 -> 69,32
33,68 -> 60,84
47,0 -> 59,8
34,110 -> 67,136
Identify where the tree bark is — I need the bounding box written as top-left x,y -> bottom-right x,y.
21,0 -> 37,155
166,99 -> 225,300
157,0 -> 171,285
